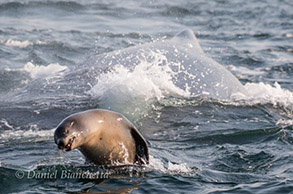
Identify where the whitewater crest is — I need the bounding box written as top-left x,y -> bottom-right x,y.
88,29 -> 247,116
229,82 -> 293,111
22,62 -> 68,80
5,62 -> 68,80
0,39 -> 48,48
244,82 -> 293,107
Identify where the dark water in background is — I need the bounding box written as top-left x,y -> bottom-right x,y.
0,0 -> 292,193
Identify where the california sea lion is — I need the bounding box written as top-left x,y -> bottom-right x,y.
54,109 -> 149,165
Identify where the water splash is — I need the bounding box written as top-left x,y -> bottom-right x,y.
88,50 -> 189,118
87,29 -> 247,118
148,155 -> 198,176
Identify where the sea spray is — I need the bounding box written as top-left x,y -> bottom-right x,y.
88,50 -> 189,119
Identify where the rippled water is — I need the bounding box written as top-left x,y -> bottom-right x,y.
0,0 -> 292,193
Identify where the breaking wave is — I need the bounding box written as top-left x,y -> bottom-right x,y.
0,39 -> 48,48
5,62 -> 68,80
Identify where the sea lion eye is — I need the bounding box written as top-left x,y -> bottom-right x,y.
65,129 -> 69,134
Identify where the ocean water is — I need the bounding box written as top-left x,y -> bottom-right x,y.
0,0 -> 292,193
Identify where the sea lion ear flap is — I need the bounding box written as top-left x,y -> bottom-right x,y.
130,127 -> 149,165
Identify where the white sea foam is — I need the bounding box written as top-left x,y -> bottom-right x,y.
148,155 -> 197,176
227,65 -> 292,111
285,33 -> 293,38
0,120 -> 54,142
23,62 -> 68,79
5,62 -> 68,80
0,39 -> 48,48
5,39 -> 33,48
244,82 -> 293,106
230,82 -> 293,126
167,161 -> 193,173
0,119 -> 14,130
231,82 -> 293,109
148,155 -> 166,171
88,51 -> 189,117
0,128 -> 54,140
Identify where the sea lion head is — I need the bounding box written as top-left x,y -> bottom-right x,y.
54,109 -> 149,165
54,116 -> 86,151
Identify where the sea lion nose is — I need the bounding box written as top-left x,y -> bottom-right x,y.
57,139 -> 66,149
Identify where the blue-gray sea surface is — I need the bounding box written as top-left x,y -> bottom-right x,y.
0,0 -> 292,193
